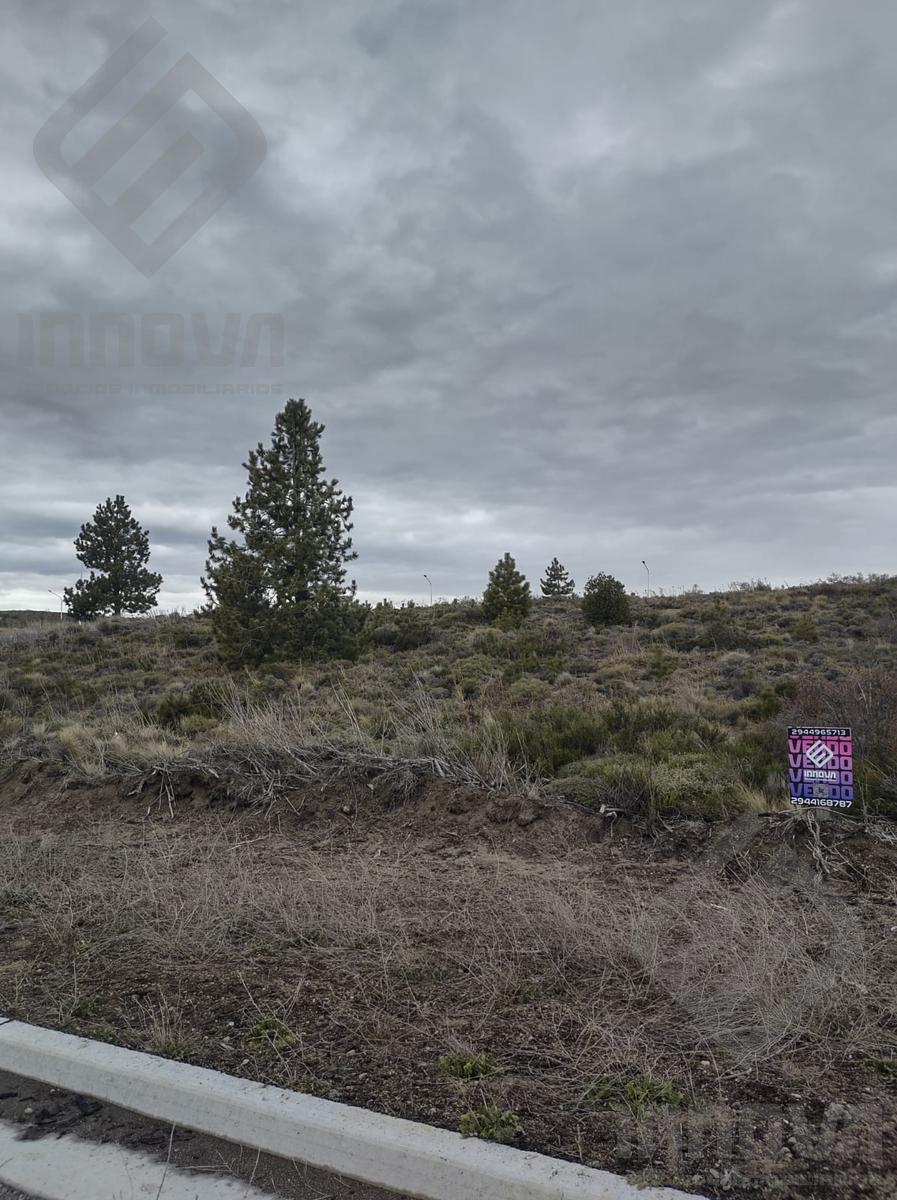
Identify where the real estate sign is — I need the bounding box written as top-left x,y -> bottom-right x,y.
788,727 -> 853,809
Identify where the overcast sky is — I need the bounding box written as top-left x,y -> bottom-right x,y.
3,0 -> 896,611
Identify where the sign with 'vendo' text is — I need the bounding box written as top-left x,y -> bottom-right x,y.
788,727 -> 853,809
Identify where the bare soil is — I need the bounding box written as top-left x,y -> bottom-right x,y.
1,760 -> 895,1199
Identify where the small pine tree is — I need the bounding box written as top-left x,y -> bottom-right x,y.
63,496 -> 162,618
202,398 -> 362,665
581,572 -> 631,628
540,558 -> 575,597
482,553 -> 531,626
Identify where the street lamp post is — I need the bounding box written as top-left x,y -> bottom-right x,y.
641,560 -> 650,598
48,589 -> 64,620
422,574 -> 433,607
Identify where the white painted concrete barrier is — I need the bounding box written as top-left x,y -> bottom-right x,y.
0,1018 -> 702,1200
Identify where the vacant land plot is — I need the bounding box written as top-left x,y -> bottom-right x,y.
1,582 -> 896,1197
1,770 -> 895,1198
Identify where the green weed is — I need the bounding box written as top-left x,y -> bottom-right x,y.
459,1103 -> 523,1144
244,1016 -> 300,1052
583,1074 -> 684,1118
439,1052 -> 496,1080
865,1056 -> 897,1078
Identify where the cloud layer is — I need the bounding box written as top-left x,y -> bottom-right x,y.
3,0 -> 896,609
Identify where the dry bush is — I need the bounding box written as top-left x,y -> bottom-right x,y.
217,681 -> 364,751
0,620 -> 82,654
793,667 -> 897,757
211,678 -> 529,794
56,704 -> 187,778
613,875 -> 882,1066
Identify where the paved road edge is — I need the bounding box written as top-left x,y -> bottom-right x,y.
0,1018 -> 701,1200
0,1115 -> 271,1200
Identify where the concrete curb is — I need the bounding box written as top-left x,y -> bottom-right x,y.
0,1019 -> 701,1200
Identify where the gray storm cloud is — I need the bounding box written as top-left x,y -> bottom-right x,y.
2,0 -> 895,609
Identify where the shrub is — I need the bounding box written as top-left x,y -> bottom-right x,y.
792,614 -> 819,642
434,598 -> 486,626
647,649 -> 678,679
654,621 -> 703,652
544,774 -> 613,809
471,628 -> 507,657
728,726 -> 782,794
747,677 -> 799,720
507,676 -> 552,704
582,573 -> 630,628
649,755 -> 739,818
603,696 -> 680,753
156,684 -> 223,731
503,655 -> 567,685
500,705 -> 606,775
161,621 -> 213,649
575,751 -> 744,819
698,600 -> 748,650
473,625 -> 570,680
370,623 -> 401,647
452,654 -> 500,699
569,757 -> 652,812
179,714 -> 220,736
729,579 -> 773,593
369,604 -> 433,651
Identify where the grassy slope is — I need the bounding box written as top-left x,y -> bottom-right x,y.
1,577 -> 896,817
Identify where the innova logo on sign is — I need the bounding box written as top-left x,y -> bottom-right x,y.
803,739 -> 835,769
33,19 -> 267,277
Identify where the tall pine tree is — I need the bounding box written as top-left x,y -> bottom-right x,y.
482,553 -> 532,627
202,398 -> 362,664
540,558 -> 575,596
64,496 -> 162,618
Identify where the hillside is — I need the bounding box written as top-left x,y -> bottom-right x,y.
1,577 -> 896,818
1,579 -> 896,1199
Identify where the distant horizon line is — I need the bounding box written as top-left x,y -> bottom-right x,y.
2,570 -> 894,617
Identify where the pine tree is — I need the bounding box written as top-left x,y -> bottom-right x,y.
63,496 -> 162,618
482,553 -> 532,626
581,572 -> 631,627
202,398 -> 362,665
540,557 -> 575,597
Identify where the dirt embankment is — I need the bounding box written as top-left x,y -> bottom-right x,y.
1,758 -> 895,1200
